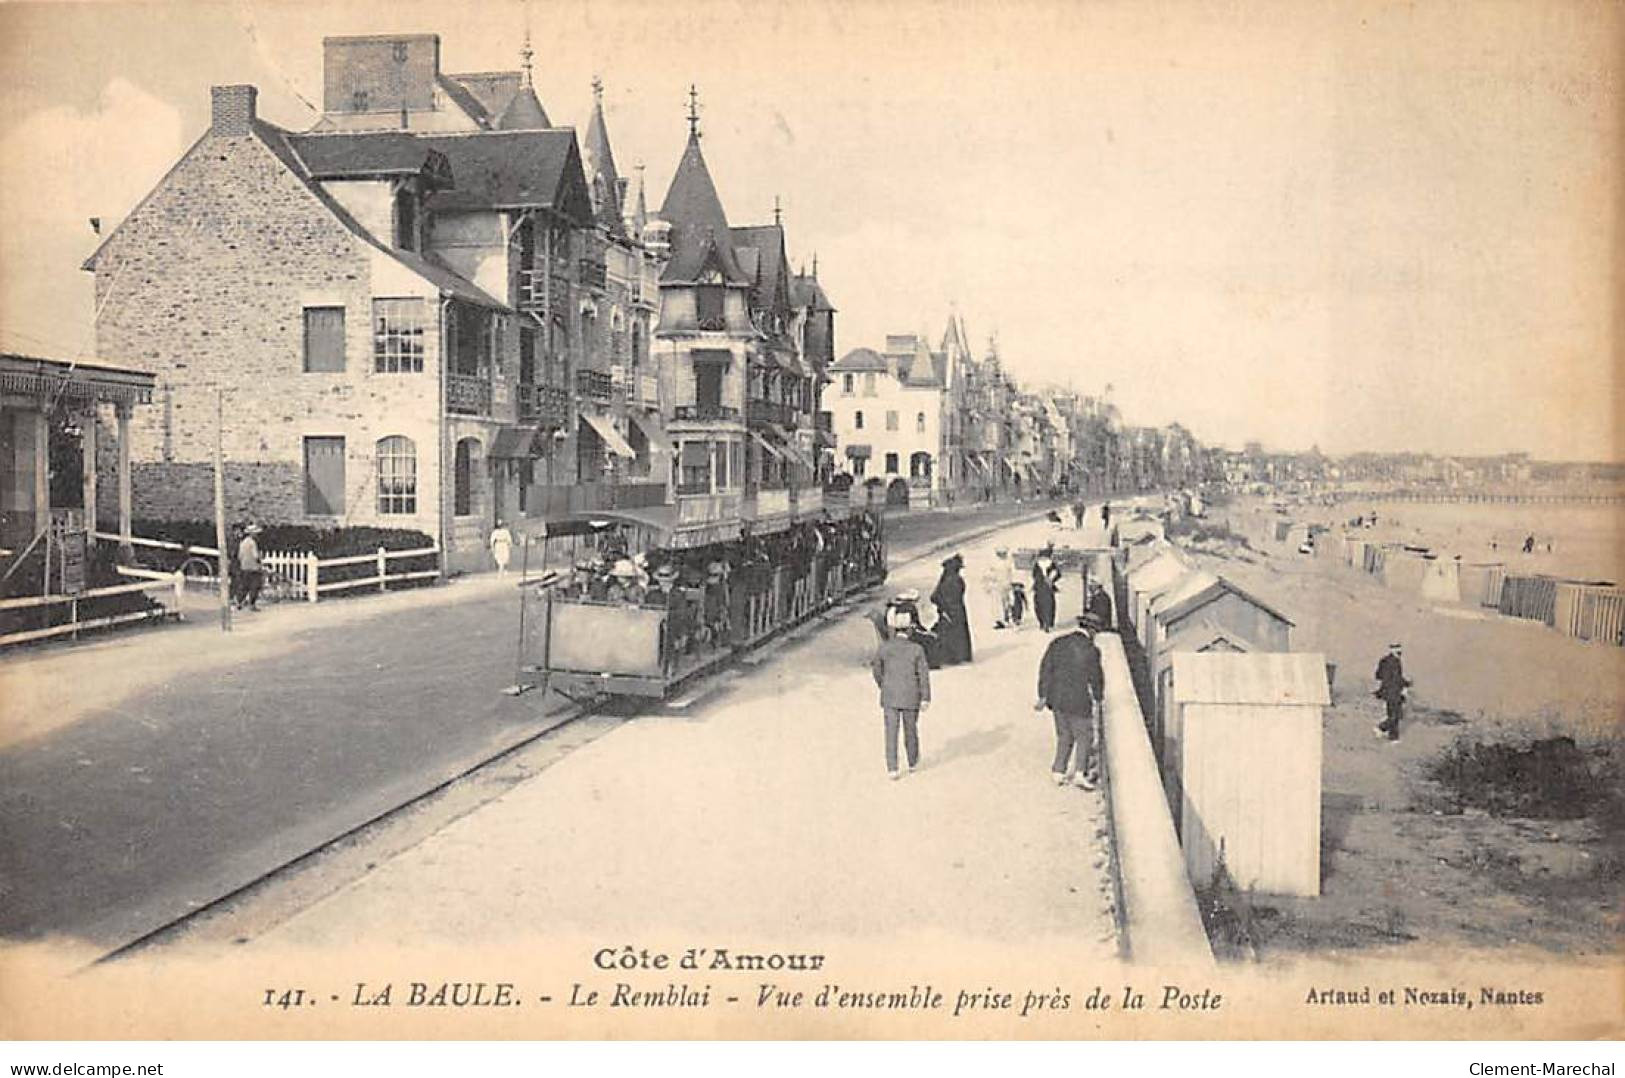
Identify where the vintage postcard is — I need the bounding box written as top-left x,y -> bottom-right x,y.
0,0 -> 1619,1044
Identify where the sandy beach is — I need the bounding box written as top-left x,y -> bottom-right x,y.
1173,496 -> 1623,960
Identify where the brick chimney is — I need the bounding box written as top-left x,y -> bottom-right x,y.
211,85 -> 258,136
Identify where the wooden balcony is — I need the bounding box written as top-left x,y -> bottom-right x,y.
575,369 -> 615,401
446,372 -> 493,416
676,490 -> 742,525
517,382 -> 569,427
671,403 -> 740,423
747,399 -> 794,428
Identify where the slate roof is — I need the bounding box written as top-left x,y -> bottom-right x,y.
494,84 -> 551,130
446,72 -> 523,125
581,94 -> 625,236
1158,575 -> 1295,628
413,131 -> 592,220
790,272 -> 835,312
730,224 -> 789,312
285,131 -> 452,186
830,347 -> 887,372
658,132 -> 749,285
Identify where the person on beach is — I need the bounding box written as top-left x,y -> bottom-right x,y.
489,520 -> 514,577
872,607 -> 931,780
1035,611 -> 1106,789
1071,501 -> 1085,529
1031,545 -> 1060,632
1374,642 -> 1412,742
930,554 -> 973,665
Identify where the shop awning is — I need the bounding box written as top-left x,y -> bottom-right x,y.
845,444 -> 872,459
628,410 -> 672,455
580,411 -> 635,458
778,438 -> 815,469
751,430 -> 786,460
487,425 -> 544,458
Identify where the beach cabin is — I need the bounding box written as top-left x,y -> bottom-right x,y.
1382,547 -> 1433,595
1154,574 -> 1293,659
1150,615 -> 1264,765
1168,651 -> 1330,898
1457,562 -> 1506,609
1553,582 -> 1625,646
1124,550 -> 1194,643
1419,558 -> 1461,604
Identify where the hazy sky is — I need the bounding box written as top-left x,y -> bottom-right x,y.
0,0 -> 1617,459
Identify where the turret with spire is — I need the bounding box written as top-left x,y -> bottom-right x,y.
581,75 -> 625,236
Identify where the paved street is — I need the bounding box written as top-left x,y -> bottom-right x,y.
0,500 -> 1068,951
252,512 -> 1119,955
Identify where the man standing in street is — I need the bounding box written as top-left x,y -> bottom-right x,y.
872,607 -> 932,780
1374,642 -> 1411,741
1035,611 -> 1106,789
235,523 -> 264,611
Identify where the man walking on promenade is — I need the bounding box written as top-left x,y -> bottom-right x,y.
1374,642 -> 1411,741
872,607 -> 932,780
1035,611 -> 1106,789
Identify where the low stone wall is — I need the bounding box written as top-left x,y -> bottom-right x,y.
1097,632 -> 1213,966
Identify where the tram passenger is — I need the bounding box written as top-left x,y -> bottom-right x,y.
702,560 -> 731,646
607,559 -> 645,604
649,564 -> 693,664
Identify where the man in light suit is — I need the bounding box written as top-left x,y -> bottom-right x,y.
871,607 -> 932,780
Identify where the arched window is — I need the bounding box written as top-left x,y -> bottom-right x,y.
916,412 -> 926,433
376,436 -> 417,515
854,410 -> 864,430
454,437 -> 478,517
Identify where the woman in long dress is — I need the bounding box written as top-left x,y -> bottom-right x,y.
1031,547 -> 1059,631
929,554 -> 973,665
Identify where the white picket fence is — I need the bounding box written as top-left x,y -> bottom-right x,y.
262,545 -> 441,602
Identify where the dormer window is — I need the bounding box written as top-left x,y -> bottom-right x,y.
394,187 -> 417,252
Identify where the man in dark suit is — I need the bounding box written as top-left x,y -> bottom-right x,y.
1035,611 -> 1106,789
1374,642 -> 1411,741
872,607 -> 932,779
1086,580 -> 1114,632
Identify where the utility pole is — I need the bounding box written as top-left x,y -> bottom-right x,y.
214,388 -> 232,632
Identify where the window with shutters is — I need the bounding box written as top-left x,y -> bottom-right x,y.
842,373 -> 854,395
373,298 -> 426,373
885,452 -> 899,475
303,307 -> 346,372
854,410 -> 864,430
376,436 -> 416,515
303,436 -> 346,516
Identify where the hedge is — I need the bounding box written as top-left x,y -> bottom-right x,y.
0,541 -> 164,639
122,520 -> 440,596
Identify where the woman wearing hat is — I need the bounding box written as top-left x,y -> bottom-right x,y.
929,553 -> 973,665
1031,544 -> 1061,632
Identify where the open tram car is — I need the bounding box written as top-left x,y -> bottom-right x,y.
520,494 -> 888,701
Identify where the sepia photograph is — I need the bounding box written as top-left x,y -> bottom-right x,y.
0,0 -> 1620,1052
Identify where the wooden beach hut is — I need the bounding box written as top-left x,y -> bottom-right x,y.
1124,549 -> 1192,639
1457,562 -> 1506,608
1552,582 -> 1625,645
1150,616 -> 1265,766
1168,651 -> 1330,898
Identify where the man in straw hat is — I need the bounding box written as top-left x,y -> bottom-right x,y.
1034,610 -> 1106,789
872,605 -> 932,780
235,522 -> 264,611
